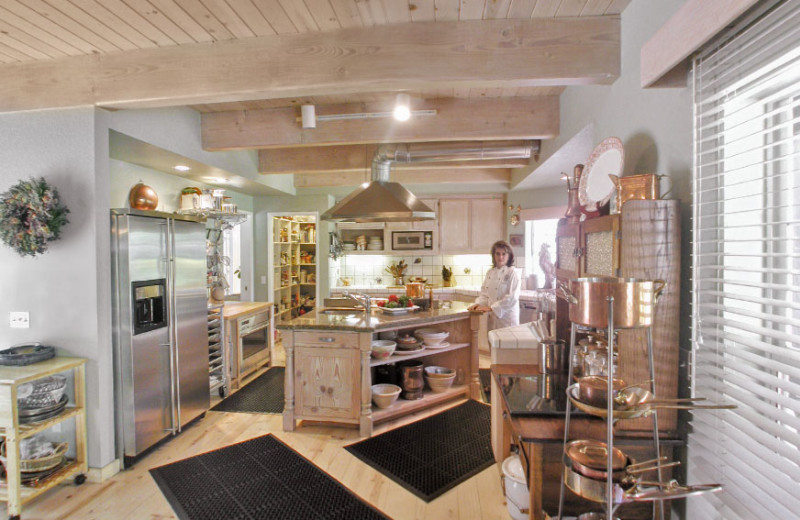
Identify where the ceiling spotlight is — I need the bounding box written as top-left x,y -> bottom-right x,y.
393,93 -> 411,122
214,178 -> 228,183
173,165 -> 191,172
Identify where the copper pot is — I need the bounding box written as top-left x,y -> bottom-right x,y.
565,439 -> 629,482
577,375 -> 626,407
405,282 -> 425,298
557,277 -> 666,329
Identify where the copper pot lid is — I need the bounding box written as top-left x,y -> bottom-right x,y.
566,439 -> 627,470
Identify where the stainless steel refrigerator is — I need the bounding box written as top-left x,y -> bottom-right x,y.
111,209 -> 210,466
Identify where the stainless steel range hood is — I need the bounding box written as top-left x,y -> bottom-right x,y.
321,142 -> 534,223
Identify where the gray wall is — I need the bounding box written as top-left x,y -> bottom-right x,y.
0,106 -> 263,471
0,108 -> 115,467
513,0 -> 692,351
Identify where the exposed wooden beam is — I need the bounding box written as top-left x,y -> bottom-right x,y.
641,0 -> 760,88
293,168 -> 511,188
259,142 -> 532,173
0,18 -> 618,112
203,97 -> 559,150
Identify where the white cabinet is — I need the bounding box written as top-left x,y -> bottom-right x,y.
439,197 -> 505,253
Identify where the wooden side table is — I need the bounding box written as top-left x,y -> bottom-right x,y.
0,357 -> 88,520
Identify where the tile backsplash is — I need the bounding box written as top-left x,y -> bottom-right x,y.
329,254 -> 493,288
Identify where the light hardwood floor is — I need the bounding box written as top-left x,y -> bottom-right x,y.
20,350 -> 507,520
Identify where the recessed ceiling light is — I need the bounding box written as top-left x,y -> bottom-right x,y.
173,165 -> 191,171
214,178 -> 228,183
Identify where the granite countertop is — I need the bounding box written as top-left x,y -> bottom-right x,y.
276,301 -> 474,332
329,286 -> 554,302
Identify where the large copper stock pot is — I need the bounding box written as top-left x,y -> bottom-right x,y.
557,277 -> 666,329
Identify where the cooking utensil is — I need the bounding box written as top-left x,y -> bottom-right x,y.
565,439 -> 628,482
567,384 -> 736,420
577,375 -> 627,407
405,282 -> 425,298
563,456 -> 631,504
539,340 -> 567,374
625,480 -> 723,502
557,277 -> 667,329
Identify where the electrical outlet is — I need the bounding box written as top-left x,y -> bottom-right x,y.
10,311 -> 30,328
261,276 -> 267,285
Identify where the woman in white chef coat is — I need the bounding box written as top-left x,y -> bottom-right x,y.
468,240 -> 521,330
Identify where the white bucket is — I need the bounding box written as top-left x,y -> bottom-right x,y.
502,455 -> 529,520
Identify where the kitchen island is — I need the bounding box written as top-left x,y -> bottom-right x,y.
277,302 -> 484,436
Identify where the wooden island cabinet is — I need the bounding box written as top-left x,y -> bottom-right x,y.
278,303 -> 483,436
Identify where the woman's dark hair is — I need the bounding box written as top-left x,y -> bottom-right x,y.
491,240 -> 515,267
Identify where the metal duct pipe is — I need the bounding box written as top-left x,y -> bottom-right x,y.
370,141 -> 536,180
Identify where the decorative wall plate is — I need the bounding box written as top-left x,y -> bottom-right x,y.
579,137 -> 624,212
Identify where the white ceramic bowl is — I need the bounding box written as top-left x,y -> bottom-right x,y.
425,373 -> 456,393
415,328 -> 449,346
371,384 -> 401,408
424,366 -> 456,378
370,340 -> 397,359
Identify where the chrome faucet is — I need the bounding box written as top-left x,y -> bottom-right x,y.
343,291 -> 371,315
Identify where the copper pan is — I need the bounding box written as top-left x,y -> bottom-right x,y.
557,277 -> 666,329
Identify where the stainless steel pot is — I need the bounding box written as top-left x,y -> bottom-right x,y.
539,340 -> 567,374
557,277 -> 666,329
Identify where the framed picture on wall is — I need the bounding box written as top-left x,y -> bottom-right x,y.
509,234 -> 524,247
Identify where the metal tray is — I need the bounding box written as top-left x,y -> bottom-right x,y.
18,395 -> 68,423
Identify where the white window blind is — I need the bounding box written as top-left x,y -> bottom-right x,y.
689,1 -> 800,519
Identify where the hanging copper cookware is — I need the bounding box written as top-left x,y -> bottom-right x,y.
565,439 -> 629,482
557,277 -> 666,329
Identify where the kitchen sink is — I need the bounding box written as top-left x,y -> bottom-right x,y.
318,307 -> 366,314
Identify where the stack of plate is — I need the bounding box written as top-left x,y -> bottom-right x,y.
367,236 -> 383,250
342,242 -> 356,251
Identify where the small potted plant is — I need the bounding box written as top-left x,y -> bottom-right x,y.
441,266 -> 455,287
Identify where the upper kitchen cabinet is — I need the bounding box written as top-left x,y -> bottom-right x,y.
439,196 -> 505,254
555,215 -> 621,280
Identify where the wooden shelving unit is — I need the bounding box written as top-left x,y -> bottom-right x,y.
270,215 -> 318,323
0,357 -> 88,520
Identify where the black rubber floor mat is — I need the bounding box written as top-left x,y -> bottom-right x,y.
479,368 -> 491,403
344,400 -> 493,502
150,434 -> 390,520
211,367 -> 284,414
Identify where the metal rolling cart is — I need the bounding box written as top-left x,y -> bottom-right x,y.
557,278 -> 729,520
208,303 -> 228,398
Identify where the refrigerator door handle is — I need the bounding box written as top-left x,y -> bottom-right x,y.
169,218 -> 183,432
165,219 -> 179,435
160,341 -> 177,433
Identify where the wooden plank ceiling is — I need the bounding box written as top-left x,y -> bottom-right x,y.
0,0 -> 629,189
